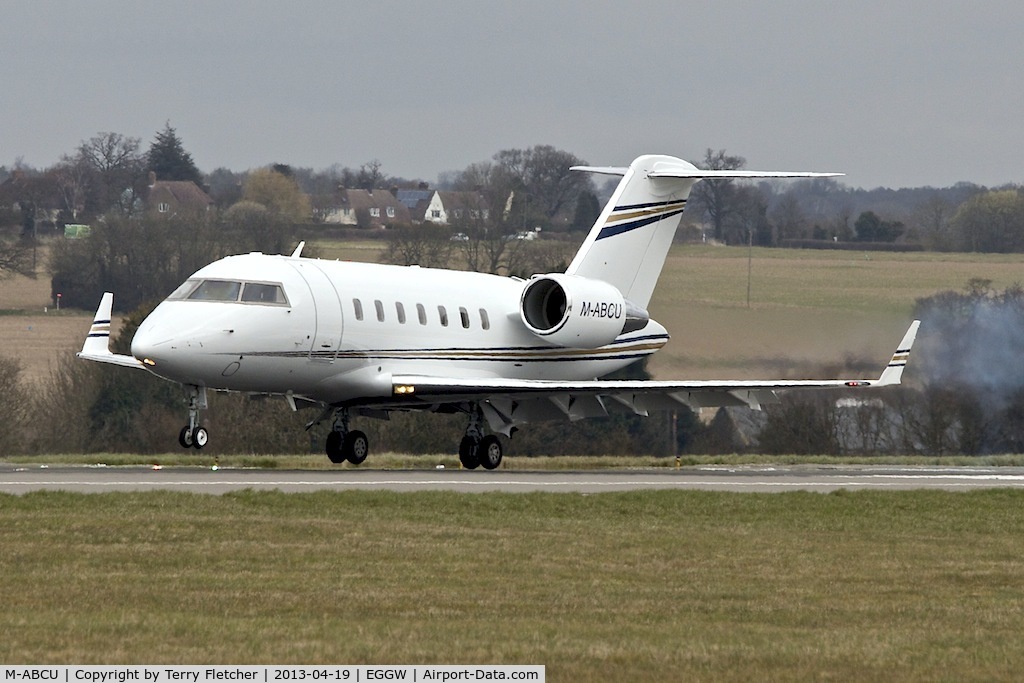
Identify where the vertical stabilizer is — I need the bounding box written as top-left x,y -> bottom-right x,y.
566,155 -> 699,309
566,155 -> 842,308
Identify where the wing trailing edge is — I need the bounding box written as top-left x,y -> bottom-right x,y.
389,321 -> 921,435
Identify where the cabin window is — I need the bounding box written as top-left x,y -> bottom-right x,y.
241,282 -> 288,304
353,298 -> 364,321
188,280 -> 241,302
479,308 -> 490,330
417,303 -> 427,325
438,305 -> 449,327
396,302 -> 406,324
459,307 -> 470,329
375,300 -> 385,322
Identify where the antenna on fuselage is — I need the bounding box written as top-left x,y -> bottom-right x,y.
290,241 -> 305,258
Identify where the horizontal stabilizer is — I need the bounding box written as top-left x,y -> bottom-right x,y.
569,165 -> 628,176
648,169 -> 843,179
571,165 -> 843,180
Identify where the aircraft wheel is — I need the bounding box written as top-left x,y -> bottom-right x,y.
192,426 -> 209,450
178,426 -> 193,449
478,435 -> 502,470
459,436 -> 480,470
343,430 -> 369,465
325,431 -> 346,464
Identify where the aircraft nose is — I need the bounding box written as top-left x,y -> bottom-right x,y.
130,311 -> 176,365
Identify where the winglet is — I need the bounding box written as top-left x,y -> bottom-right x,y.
875,320 -> 920,386
76,292 -> 146,369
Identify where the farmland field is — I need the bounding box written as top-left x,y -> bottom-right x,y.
2,240 -> 1023,384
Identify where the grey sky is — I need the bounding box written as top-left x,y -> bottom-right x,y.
3,1 -> 1022,189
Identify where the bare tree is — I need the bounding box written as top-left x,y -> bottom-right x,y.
76,132 -> 147,216
688,149 -> 746,243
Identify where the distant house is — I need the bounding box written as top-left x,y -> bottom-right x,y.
145,172 -> 213,216
322,188 -> 410,228
395,188 -> 434,223
421,191 -> 490,225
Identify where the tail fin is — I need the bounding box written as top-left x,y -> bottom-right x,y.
566,154 -> 841,308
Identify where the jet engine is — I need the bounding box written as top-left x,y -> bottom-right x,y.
519,273 -> 649,348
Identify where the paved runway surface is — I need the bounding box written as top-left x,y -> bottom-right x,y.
3,463 -> 1024,494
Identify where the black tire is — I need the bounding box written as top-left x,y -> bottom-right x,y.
325,431 -> 346,464
478,435 -> 502,470
459,435 -> 480,469
192,426 -> 209,450
178,426 -> 193,449
343,430 -> 369,465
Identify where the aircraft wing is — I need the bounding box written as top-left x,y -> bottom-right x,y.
389,321 -> 919,435
76,292 -> 146,369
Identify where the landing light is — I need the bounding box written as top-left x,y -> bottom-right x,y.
143,358 -> 156,367
394,385 -> 416,395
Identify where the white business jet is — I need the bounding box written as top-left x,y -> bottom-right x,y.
78,154 -> 919,468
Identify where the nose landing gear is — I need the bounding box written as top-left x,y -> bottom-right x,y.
178,385 -> 208,450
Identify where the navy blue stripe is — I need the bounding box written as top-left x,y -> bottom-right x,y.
92,319 -> 111,325
596,208 -> 686,241
87,333 -> 109,338
614,199 -> 687,211
239,337 -> 669,358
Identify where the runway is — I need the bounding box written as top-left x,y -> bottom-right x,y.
3,463 -> 1024,494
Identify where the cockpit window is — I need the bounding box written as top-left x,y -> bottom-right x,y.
189,280 -> 242,301
170,278 -> 289,305
241,282 -> 288,304
168,279 -> 200,300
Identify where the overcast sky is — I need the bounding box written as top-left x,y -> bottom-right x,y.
3,1 -> 1022,189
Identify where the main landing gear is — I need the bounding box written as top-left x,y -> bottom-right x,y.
178,385 -> 208,450
318,404 -> 503,469
324,408 -> 369,465
457,406 -> 503,470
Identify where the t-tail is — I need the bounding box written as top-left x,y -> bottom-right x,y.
566,154 -> 842,309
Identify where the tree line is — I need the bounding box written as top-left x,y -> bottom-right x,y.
5,129 -> 1024,267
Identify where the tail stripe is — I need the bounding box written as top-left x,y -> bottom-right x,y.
616,199 -> 689,211
596,204 -> 686,241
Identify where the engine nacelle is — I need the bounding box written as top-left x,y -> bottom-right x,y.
519,273 -> 649,348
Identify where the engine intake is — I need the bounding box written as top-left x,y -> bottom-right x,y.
519,274 -> 648,348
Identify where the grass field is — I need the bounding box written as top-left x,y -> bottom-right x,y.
3,489 -> 1024,681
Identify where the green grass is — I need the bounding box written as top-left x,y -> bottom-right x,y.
2,489 -> 1024,681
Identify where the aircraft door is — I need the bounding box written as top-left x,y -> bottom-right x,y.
289,261 -> 344,361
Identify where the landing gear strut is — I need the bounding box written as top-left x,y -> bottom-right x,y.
325,408 -> 369,465
178,385 -> 208,450
459,405 -> 502,470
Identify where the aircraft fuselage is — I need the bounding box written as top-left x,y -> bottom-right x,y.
130,252 -> 669,405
